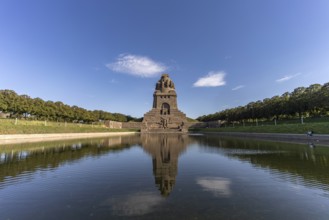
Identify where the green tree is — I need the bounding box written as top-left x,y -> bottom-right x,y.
0,92 -> 8,112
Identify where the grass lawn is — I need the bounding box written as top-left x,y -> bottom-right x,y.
190,122 -> 329,134
0,119 -> 137,134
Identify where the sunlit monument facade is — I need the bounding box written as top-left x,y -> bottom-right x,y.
142,74 -> 187,133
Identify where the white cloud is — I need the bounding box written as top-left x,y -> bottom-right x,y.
196,176 -> 231,197
106,54 -> 167,77
232,85 -> 245,91
193,71 -> 226,87
276,73 -> 301,83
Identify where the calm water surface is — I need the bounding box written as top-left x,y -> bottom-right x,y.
1,134 -> 329,219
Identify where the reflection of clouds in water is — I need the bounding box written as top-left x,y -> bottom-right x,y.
102,192 -> 163,216
196,177 -> 231,197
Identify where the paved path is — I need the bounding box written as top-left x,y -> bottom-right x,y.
0,132 -> 137,145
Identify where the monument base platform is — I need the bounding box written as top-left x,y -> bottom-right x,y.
142,109 -> 187,133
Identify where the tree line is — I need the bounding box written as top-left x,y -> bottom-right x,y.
197,83 -> 329,122
0,90 -> 138,123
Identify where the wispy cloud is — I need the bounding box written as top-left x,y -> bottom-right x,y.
232,85 -> 245,91
276,73 -> 301,83
106,54 -> 167,77
193,71 -> 226,87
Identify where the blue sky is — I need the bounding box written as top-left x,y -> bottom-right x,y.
1,0 -> 329,119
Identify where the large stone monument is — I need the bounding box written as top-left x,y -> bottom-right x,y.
142,74 -> 187,132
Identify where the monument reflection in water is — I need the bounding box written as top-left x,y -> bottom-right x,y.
141,134 -> 188,196
1,134 -> 329,219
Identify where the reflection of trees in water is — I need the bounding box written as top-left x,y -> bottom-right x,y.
234,150 -> 329,191
0,135 -> 141,185
192,135 -> 329,191
141,134 -> 189,197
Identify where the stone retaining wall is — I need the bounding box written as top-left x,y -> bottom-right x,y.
122,122 -> 142,129
104,120 -> 122,129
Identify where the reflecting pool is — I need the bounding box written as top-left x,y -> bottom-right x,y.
1,133 -> 329,219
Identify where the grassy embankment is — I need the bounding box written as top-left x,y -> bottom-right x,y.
190,119 -> 329,134
0,119 -> 137,134
2,118 -> 329,135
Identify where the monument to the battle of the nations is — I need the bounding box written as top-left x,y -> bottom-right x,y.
142,74 -> 187,133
